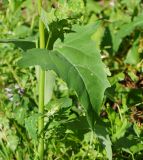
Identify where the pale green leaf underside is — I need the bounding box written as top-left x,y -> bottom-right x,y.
19,23 -> 110,128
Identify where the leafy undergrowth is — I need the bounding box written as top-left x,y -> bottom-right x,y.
0,0 -> 143,160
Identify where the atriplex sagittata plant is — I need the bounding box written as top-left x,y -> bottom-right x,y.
0,0 -> 111,159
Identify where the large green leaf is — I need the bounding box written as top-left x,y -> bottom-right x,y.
18,23 -> 110,128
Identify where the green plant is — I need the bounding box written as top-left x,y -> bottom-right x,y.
1,1 -> 143,160
0,0 -> 111,159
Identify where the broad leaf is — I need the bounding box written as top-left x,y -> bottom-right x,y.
0,39 -> 35,51
125,38 -> 141,64
35,66 -> 56,105
102,14 -> 143,55
94,124 -> 112,160
113,14 -> 143,52
40,8 -> 49,31
25,113 -> 39,141
44,71 -> 56,105
18,23 -> 110,128
45,97 -> 72,111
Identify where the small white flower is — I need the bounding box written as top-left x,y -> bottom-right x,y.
9,97 -> 13,102
110,0 -> 115,7
15,84 -> 20,89
7,93 -> 13,98
5,88 -> 12,92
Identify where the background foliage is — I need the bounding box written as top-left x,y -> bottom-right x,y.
0,0 -> 143,160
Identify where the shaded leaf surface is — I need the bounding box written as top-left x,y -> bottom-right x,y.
94,124 -> 112,160
101,15 -> 143,55
113,15 -> 143,52
0,39 -> 35,51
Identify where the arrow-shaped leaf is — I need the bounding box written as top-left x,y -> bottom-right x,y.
18,23 -> 110,128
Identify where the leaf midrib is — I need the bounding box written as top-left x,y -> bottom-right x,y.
56,49 -> 104,109
56,46 -> 106,85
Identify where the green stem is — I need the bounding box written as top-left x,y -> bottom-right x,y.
38,0 -> 45,159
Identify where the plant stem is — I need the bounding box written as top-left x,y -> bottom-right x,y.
38,0 -> 45,159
